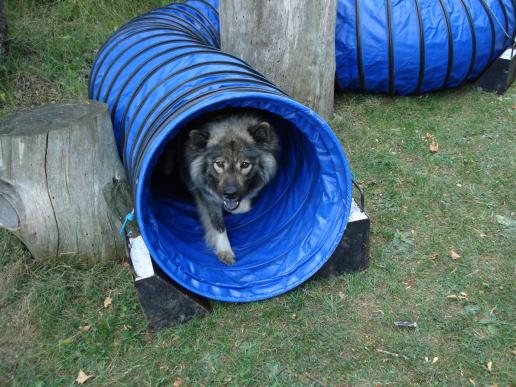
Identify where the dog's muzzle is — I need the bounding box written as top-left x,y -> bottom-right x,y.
223,199 -> 240,212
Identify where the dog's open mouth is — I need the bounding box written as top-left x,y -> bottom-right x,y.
223,199 -> 240,212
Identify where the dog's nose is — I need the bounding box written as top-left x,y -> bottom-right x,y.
223,189 -> 238,200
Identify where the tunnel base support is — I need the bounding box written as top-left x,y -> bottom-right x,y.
476,47 -> 516,94
315,199 -> 370,279
126,201 -> 370,330
125,235 -> 211,331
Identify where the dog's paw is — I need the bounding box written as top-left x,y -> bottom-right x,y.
229,198 -> 252,214
217,250 -> 236,265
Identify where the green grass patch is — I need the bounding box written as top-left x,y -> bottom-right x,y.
1,1 -> 515,385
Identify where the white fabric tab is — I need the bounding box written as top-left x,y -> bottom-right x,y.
348,199 -> 368,222
130,236 -> 155,281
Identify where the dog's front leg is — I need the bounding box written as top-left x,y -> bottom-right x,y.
195,194 -> 236,265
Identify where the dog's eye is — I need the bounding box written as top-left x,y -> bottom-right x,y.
214,160 -> 225,169
240,161 -> 251,169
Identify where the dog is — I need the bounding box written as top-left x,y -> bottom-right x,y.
170,110 -> 280,264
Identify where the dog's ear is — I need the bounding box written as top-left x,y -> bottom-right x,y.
248,121 -> 272,145
189,129 -> 209,149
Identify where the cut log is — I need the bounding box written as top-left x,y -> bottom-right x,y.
220,0 -> 337,120
0,101 -> 132,264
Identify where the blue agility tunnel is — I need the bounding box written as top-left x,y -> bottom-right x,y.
155,0 -> 515,95
336,0 -> 516,94
89,0 -> 353,302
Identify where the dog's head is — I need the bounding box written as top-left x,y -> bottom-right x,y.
186,113 -> 280,212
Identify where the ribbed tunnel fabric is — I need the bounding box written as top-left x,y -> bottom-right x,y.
89,0 -> 353,302
336,0 -> 516,94
191,0 -> 516,95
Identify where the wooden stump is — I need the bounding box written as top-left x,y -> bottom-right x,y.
0,101 -> 132,264
220,0 -> 337,120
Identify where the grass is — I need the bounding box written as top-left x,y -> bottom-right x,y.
1,0 -> 515,385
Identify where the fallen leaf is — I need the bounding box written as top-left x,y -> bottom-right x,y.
403,280 -> 413,289
173,378 -> 183,387
449,250 -> 461,260
432,357 -> 439,364
468,378 -> 476,385
425,357 -> 429,362
79,324 -> 91,332
456,183 -> 462,187
103,297 -> 112,308
60,337 -> 73,345
429,140 -> 439,153
76,370 -> 94,385
487,361 -> 492,372
338,291 -> 345,299
447,293 -> 467,300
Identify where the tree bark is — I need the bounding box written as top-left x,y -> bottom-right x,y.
220,0 -> 337,121
0,101 -> 132,264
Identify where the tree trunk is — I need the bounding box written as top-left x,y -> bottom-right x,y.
0,101 -> 132,264
220,0 -> 337,121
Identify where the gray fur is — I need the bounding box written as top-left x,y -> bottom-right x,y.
179,111 -> 280,264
